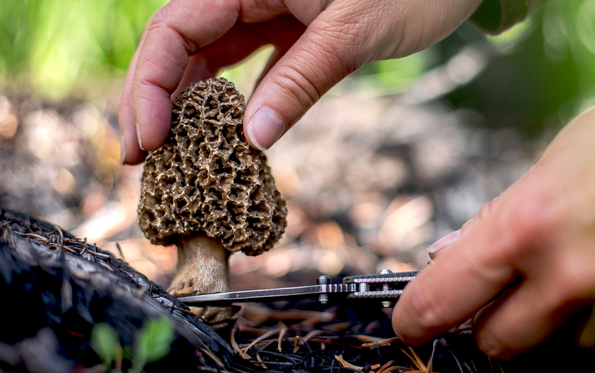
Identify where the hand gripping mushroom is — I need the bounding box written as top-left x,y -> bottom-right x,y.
137,78 -> 287,324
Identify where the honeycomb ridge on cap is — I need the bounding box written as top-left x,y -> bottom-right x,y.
138,77 -> 287,256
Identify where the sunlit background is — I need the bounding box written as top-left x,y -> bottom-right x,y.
1,0 -> 594,289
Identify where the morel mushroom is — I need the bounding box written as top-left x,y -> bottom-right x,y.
138,78 -> 287,323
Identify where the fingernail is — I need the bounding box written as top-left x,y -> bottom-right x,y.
120,138 -> 126,165
246,107 -> 287,151
135,122 -> 145,150
427,230 -> 460,254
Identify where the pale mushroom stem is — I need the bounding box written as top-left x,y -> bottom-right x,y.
168,235 -> 233,324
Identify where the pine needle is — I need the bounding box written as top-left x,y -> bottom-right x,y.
231,324 -> 251,360
242,327 -> 279,355
376,360 -> 395,373
361,337 -> 400,348
115,242 -> 126,260
335,355 -> 364,371
293,330 -> 324,353
278,322 -> 288,352
293,335 -> 301,353
256,354 -> 267,369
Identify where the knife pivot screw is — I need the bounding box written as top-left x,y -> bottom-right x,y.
317,275 -> 331,304
359,282 -> 369,293
378,269 -> 393,308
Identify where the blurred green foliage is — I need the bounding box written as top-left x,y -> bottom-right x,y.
0,0 -> 593,134
0,0 -> 166,98
443,0 -> 595,135
92,323 -> 120,368
91,318 -> 174,373
130,317 -> 175,373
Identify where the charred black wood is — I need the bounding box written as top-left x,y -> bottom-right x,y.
0,206 -> 257,373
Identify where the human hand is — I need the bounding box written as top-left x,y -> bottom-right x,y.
392,107 -> 595,359
119,0 -> 483,164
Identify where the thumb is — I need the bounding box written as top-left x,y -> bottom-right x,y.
244,0 -> 484,150
244,5 -> 375,150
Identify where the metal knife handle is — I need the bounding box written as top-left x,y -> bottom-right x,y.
343,270 -> 418,285
343,270 -> 418,305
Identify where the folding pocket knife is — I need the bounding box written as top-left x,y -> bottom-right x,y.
177,269 -> 418,308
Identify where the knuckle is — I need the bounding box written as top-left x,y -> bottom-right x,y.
239,0 -> 287,22
154,1 -> 191,30
270,65 -> 321,111
147,5 -> 198,54
265,12 -> 374,113
315,17 -> 362,44
147,7 -> 168,33
267,31 -> 362,113
312,19 -> 370,64
508,189 -> 566,248
551,259 -> 595,304
477,197 -> 498,220
482,194 -> 559,266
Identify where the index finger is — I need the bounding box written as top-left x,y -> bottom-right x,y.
392,192 -> 520,345
128,0 -> 244,153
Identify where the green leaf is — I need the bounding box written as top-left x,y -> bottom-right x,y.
135,317 -> 175,364
91,323 -> 119,366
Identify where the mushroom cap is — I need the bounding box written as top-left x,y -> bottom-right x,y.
138,78 -> 287,256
